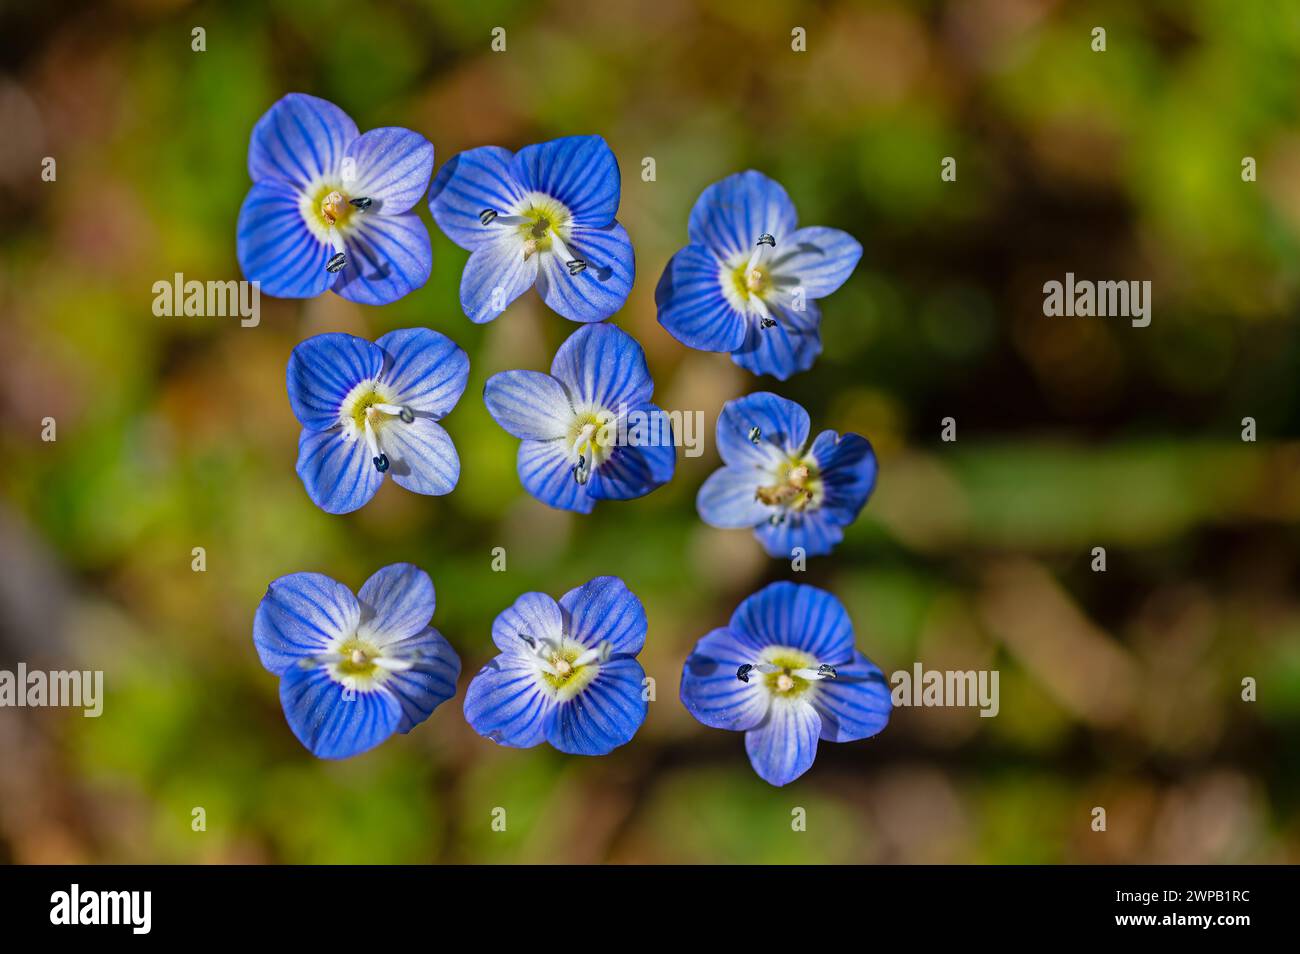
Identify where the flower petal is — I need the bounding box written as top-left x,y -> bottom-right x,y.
380,627 -> 461,734
512,135 -> 620,227
280,664 -> 401,760
655,243 -> 746,352
483,370 -> 574,441
286,332 -> 385,431
810,650 -> 891,743
248,93 -> 358,190
428,145 -> 529,250
809,430 -> 878,522
357,563 -> 435,644
586,443 -> 676,502
535,222 -> 635,323
558,576 -> 646,656
744,698 -> 821,786
730,581 -> 854,662
731,315 -> 822,380
549,323 -> 653,410
716,391 -> 810,467
463,655 -> 556,748
753,510 -> 845,559
375,327 -> 469,418
546,657 -> 648,755
768,226 -> 862,300
295,427 -> 385,515
679,627 -> 770,731
333,211 -> 432,306
459,233 -> 540,324
697,465 -> 770,529
688,170 -> 798,262
517,439 -> 595,513
343,126 -> 434,215
236,179 -> 335,299
491,591 -> 564,654
253,572 -> 360,675
383,417 -> 459,496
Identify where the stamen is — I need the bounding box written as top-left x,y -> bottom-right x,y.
517,631 -> 563,677
349,196 -> 373,210
548,231 -> 587,277
748,425 -> 762,445
750,297 -> 778,329
793,665 -> 838,681
572,642 -> 612,668
480,208 -> 531,227
744,233 -> 777,276
326,251 -> 347,273
362,418 -> 389,473
372,403 -> 416,424
737,662 -> 779,683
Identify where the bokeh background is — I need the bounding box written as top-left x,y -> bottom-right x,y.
2,0 -> 1299,864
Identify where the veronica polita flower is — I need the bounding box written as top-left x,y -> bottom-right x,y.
680,582 -> 890,786
237,93 -> 435,305
288,328 -> 469,514
482,323 -> 675,512
697,391 -> 876,558
463,577 -> 649,755
428,135 -> 634,323
254,564 -> 460,759
656,170 -> 861,380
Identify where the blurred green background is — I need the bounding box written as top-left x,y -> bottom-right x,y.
2,0 -> 1299,864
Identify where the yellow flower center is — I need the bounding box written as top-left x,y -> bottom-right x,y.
756,455 -> 822,511
306,183 -> 359,232
764,652 -> 817,698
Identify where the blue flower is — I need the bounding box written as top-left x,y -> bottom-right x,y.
237,93 -> 435,305
427,135 -> 635,324
253,563 -> 461,759
655,170 -> 862,380
287,327 -> 469,514
680,582 -> 890,786
697,391 -> 876,558
463,577 -> 649,755
483,323 -> 676,513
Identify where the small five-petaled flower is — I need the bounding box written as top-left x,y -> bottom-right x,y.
464,576 -> 650,755
483,323 -> 676,512
680,581 -> 891,786
237,93 -> 435,305
253,563 -> 461,759
656,170 -> 862,380
428,135 -> 635,324
697,391 -> 877,557
287,327 -> 469,514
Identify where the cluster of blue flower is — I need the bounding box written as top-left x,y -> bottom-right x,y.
243,94 -> 891,785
